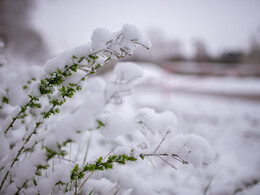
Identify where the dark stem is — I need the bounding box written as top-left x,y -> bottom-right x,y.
4,100 -> 33,134
153,131 -> 170,154
0,106 -> 54,190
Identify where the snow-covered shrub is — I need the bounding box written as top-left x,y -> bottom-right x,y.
0,25 -> 215,194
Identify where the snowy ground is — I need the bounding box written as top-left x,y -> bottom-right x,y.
2,60 -> 260,194
109,63 -> 260,194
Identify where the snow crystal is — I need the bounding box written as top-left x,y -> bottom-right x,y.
14,160 -> 36,187
120,24 -> 152,49
5,183 -> 17,195
37,165 -> 71,194
105,62 -> 144,104
30,150 -> 46,166
114,146 -> 132,155
100,112 -> 137,138
0,132 -> 9,160
73,43 -> 92,57
45,49 -> 73,74
43,134 -> 59,151
84,178 -> 116,194
7,82 -> 26,106
109,166 -> 157,195
91,28 -> 115,51
10,107 -> 20,118
61,71 -> 85,87
22,187 -> 39,195
45,44 -> 91,74
82,77 -> 106,94
38,178 -> 53,195
53,165 -> 71,184
114,62 -> 144,82
29,82 -> 42,97
136,107 -> 177,134
27,65 -> 44,79
167,134 -> 216,167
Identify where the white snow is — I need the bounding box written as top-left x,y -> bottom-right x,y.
136,107 -> 177,134
114,62 -> 144,82
0,132 -> 9,160
91,28 -> 115,51
1,22 -> 260,194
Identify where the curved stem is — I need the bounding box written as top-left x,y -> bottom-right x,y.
77,171 -> 96,193
4,100 -> 33,134
0,106 -> 54,190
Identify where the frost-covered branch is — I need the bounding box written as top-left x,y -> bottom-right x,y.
0,24 -> 151,193
0,24 -> 216,195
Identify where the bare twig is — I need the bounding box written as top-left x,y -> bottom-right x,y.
141,153 -> 188,169
131,40 -> 150,50
77,171 -> 97,193
153,131 -> 171,154
147,158 -> 156,170
156,155 -> 177,170
171,154 -> 188,164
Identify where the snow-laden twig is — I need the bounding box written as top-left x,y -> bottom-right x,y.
0,25 -> 151,193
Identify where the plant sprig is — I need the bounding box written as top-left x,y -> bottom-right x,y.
0,29 -> 151,193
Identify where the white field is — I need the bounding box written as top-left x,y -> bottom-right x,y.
108,63 -> 260,194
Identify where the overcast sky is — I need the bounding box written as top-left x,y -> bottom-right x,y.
31,0 -> 260,56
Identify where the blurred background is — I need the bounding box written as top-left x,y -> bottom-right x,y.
1,0 -> 260,73
1,0 -> 260,193
1,0 -> 260,99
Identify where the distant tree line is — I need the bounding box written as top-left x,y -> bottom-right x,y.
129,28 -> 260,65
190,36 -> 260,64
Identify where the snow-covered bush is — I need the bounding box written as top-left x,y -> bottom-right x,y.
0,25 -> 215,194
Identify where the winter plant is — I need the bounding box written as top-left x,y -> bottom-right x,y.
0,25 -> 215,194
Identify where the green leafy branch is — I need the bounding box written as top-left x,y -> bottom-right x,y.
0,30 -> 150,193
73,154 -> 137,194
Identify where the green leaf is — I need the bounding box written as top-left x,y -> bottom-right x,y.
96,157 -> 103,163
88,189 -> 95,195
45,147 -> 58,160
35,170 -> 41,176
55,108 -> 60,113
71,164 -> 80,180
57,68 -> 62,74
78,172 -> 85,179
56,181 -> 67,186
37,164 -> 49,170
2,96 -> 9,104
70,63 -> 78,72
79,56 -> 84,62
104,163 -> 113,169
63,139 -> 73,146
33,179 -> 37,186
59,86 -> 66,93
89,55 -> 98,60
96,120 -> 105,129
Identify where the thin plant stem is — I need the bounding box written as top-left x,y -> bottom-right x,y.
4,100 -> 33,134
82,135 -> 92,166
153,131 -> 171,154
156,155 -> 177,170
77,171 -> 97,193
